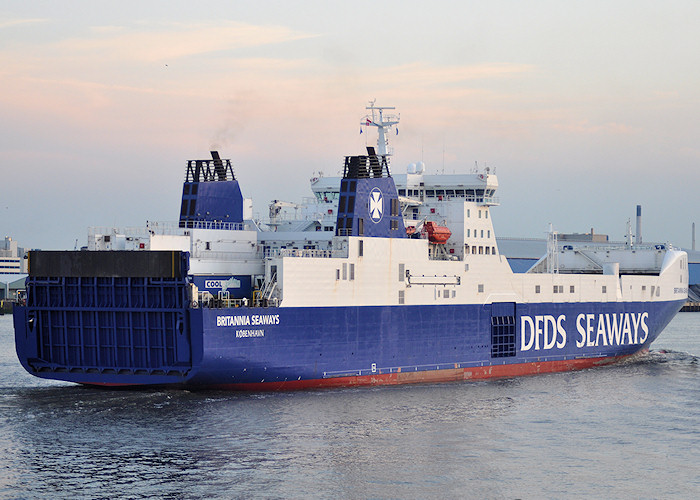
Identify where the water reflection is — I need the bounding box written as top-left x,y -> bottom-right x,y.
1,314 -> 699,498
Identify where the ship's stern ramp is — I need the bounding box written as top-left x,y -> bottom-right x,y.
14,250 -> 198,385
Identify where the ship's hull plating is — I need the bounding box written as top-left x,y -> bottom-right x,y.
14,298 -> 684,390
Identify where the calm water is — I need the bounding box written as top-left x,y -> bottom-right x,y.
0,312 -> 698,499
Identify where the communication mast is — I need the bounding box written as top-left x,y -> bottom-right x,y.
361,100 -> 400,157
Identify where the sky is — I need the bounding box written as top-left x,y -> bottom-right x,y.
1,0 -> 699,250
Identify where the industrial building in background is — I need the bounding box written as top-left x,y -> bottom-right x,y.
0,237 -> 28,313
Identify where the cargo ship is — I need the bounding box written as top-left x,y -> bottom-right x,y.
13,104 -> 689,390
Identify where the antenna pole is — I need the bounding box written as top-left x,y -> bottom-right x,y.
362,102 -> 399,156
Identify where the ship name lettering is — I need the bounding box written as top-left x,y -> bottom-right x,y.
217,314 -> 280,327
251,314 -> 280,326
520,315 -> 566,352
575,312 -> 648,348
235,329 -> 265,338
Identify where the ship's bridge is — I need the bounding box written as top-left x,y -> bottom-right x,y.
396,171 -> 499,206
310,175 -> 342,203
310,171 -> 499,206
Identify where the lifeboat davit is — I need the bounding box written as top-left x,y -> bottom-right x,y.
424,221 -> 451,244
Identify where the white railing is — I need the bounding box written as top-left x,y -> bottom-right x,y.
264,248 -> 333,259
89,221 -> 247,242
191,249 -> 262,261
148,220 -> 246,233
560,243 -> 671,252
196,291 -> 249,309
89,226 -> 150,239
260,272 -> 277,300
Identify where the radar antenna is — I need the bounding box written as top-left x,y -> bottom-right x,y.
361,102 -> 399,156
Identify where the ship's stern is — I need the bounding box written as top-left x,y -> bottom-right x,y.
13,250 -> 201,386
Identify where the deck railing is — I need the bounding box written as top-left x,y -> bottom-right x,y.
264,248 -> 332,259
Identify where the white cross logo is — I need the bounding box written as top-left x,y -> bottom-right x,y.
369,188 -> 383,222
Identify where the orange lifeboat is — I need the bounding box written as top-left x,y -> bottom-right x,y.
423,221 -> 451,244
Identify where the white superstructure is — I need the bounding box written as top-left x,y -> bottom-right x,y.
85,103 -> 688,311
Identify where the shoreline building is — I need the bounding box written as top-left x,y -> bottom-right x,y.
1,237 -> 28,305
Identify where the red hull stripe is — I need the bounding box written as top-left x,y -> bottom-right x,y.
207,353 -> 642,392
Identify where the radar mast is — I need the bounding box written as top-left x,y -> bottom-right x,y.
361,100 -> 400,157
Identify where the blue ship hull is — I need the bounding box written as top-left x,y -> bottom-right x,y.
11,143 -> 689,390
13,297 -> 684,390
